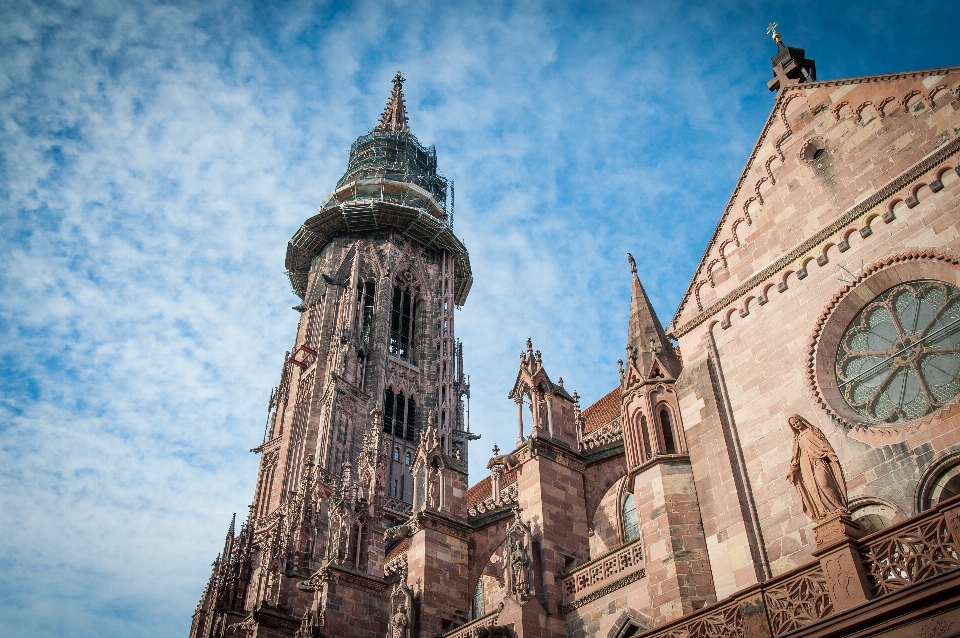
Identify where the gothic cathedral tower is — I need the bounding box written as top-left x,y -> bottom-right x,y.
190,73 -> 475,638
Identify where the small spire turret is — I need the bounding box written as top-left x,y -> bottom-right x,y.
766,24 -> 817,92
376,71 -> 410,134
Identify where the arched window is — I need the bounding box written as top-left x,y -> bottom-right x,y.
383,389 -> 395,434
623,493 -> 640,542
389,284 -> 417,361
393,447 -> 400,461
358,281 -> 375,343
405,451 -> 412,466
659,408 -> 677,454
405,399 -> 416,442
922,459 -> 960,510
394,393 -> 406,438
471,578 -> 484,619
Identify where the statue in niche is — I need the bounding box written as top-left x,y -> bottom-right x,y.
504,508 -> 534,603
786,414 -> 849,522
427,465 -> 441,510
387,571 -> 413,638
510,538 -> 530,599
389,601 -> 409,638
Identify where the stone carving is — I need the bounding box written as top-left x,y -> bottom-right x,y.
762,565 -> 833,635
486,451 -> 520,471
504,508 -> 534,603
427,465 -> 441,510
387,574 -> 414,638
786,415 -> 849,522
861,515 -> 960,596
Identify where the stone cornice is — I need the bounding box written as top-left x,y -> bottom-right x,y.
672,134 -> 960,338
411,509 -> 474,540
583,443 -> 626,467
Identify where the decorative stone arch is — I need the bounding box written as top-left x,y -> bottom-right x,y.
653,399 -> 682,455
917,450 -> 960,512
848,497 -> 903,534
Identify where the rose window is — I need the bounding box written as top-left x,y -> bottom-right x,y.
836,280 -> 960,423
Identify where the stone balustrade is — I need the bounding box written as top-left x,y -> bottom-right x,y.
581,418 -> 623,451
636,495 -> 960,638
561,536 -> 645,610
383,495 -> 413,518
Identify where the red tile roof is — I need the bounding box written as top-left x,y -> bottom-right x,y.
384,536 -> 409,562
466,467 -> 518,509
582,387 -> 620,434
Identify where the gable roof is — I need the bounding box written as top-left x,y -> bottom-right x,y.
670,65 -> 960,334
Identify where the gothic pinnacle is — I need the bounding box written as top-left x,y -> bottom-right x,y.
376,71 -> 410,134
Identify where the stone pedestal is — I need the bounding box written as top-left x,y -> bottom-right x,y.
812,514 -> 872,613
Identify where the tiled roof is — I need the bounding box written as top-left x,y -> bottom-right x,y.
384,536 -> 409,562
465,467 -> 518,508
582,387 -> 620,434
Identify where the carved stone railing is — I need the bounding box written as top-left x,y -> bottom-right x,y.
467,482 -> 518,517
581,418 -> 622,451
761,563 -> 833,635
860,502 -> 960,596
383,495 -> 413,518
561,536 -> 645,611
442,602 -> 506,638
634,495 -> 960,638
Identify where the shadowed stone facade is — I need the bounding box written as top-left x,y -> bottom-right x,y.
191,37 -> 960,638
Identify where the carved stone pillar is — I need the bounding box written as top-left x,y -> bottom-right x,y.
812,514 -> 871,612
491,464 -> 503,502
545,394 -> 555,437
516,396 -> 525,445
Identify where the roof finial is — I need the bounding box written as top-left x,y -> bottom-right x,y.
767,22 -> 783,48
376,71 -> 410,134
627,252 -> 638,276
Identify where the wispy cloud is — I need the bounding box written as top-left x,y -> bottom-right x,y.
1,0 -> 956,635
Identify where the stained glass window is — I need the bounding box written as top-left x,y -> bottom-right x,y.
836,280 -> 960,423
623,493 -> 640,542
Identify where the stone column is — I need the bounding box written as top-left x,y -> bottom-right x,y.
516,396 -> 525,445
545,394 -> 555,437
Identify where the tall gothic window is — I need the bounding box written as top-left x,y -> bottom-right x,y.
405,399 -> 417,442
383,389 -> 395,434
383,389 -> 417,441
356,281 -> 375,343
471,578 -> 484,619
659,408 -> 677,454
390,285 -> 417,361
623,493 -> 640,542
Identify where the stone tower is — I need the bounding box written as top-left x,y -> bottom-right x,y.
190,73 -> 475,638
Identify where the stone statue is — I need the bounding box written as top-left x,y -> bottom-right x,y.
786,414 -> 849,522
389,601 -> 409,638
427,466 -> 440,509
510,538 -> 530,599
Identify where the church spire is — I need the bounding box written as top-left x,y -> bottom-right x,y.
376,71 -> 410,134
625,253 -> 681,379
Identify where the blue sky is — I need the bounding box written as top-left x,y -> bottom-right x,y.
0,0 -> 957,636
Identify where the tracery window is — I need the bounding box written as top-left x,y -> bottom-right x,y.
355,281 -> 376,343
389,284 -> 417,361
383,389 -> 418,441
836,280 -> 960,423
622,493 -> 640,542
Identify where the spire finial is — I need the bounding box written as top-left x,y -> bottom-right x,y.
767,22 -> 783,47
377,71 -> 410,134
627,252 -> 637,276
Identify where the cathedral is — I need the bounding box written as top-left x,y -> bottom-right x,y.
190,31 -> 960,638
